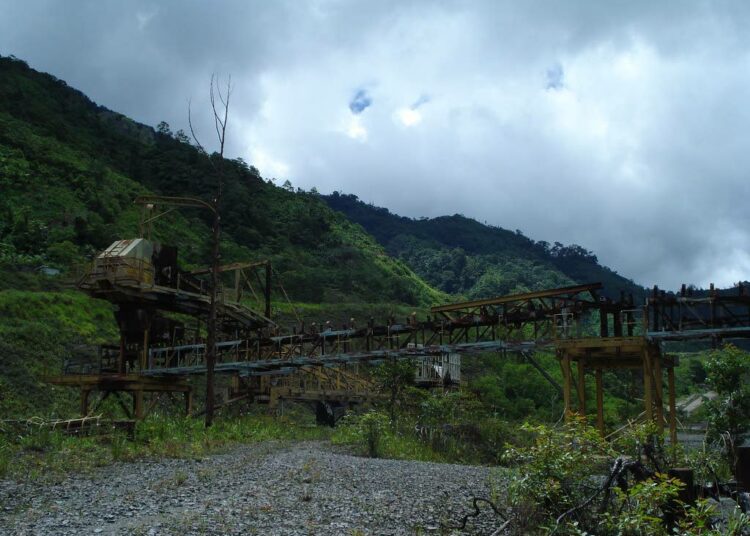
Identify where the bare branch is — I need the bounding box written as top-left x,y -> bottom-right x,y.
187,98 -> 207,154
186,72 -> 233,429
218,75 -> 231,157
215,73 -> 228,109
210,74 -> 223,147
441,497 -> 508,532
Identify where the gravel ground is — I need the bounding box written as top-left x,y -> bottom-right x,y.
0,441 -> 502,535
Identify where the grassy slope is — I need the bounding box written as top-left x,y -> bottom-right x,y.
0,290 -> 116,417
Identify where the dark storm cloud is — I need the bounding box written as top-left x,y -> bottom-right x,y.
349,89 -> 372,114
1,0 -> 749,289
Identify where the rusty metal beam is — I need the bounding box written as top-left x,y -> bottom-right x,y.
189,260 -> 269,276
430,282 -> 603,313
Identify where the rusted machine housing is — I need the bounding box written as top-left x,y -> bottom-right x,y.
50,237 -> 275,420
90,238 -> 156,287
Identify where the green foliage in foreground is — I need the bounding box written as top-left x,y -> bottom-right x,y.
499,419 -> 749,535
0,412 -> 329,481
332,400 -> 749,535
704,344 -> 750,466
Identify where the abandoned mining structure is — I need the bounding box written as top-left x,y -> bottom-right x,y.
47,211 -> 750,438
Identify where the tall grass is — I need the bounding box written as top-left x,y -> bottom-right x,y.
0,413 -> 330,481
332,411 -> 447,463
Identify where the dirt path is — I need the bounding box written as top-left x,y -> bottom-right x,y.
0,441 -> 501,535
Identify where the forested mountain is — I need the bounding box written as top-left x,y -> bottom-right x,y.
0,55 -> 442,306
324,192 -> 645,301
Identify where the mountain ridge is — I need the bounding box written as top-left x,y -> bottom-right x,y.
324,191 -> 645,301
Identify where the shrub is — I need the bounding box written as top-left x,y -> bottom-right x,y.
334,410 -> 390,458
499,419 -> 748,535
704,344 -> 750,467
501,418 -> 613,531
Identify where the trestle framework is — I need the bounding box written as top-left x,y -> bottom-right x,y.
48,236 -> 750,437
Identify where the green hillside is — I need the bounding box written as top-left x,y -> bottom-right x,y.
0,55 -> 443,307
0,55 -> 445,417
324,192 -> 646,301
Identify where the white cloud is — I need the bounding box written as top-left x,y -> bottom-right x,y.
344,114 -> 368,141
249,147 -> 290,180
394,108 -> 422,127
2,0 -> 750,288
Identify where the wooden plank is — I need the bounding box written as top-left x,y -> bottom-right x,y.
555,336 -> 645,350
564,358 -> 645,369
46,374 -> 190,392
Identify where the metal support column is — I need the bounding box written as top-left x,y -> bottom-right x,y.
668,366 -> 677,447
642,348 -> 653,422
577,359 -> 586,417
595,369 -> 604,436
560,352 -> 572,420
80,389 -> 90,417
652,353 -> 665,433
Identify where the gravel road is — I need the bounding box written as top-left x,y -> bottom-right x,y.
0,441 -> 501,535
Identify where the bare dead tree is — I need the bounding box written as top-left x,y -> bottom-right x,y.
188,73 -> 232,428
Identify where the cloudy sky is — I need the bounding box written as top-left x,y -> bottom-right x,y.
1,0 -> 749,289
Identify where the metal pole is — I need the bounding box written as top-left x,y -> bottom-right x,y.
595,369 -> 604,436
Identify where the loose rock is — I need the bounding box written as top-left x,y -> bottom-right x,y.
0,441 -> 501,535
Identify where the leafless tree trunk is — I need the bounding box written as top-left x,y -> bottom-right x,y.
189,74 -> 232,428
